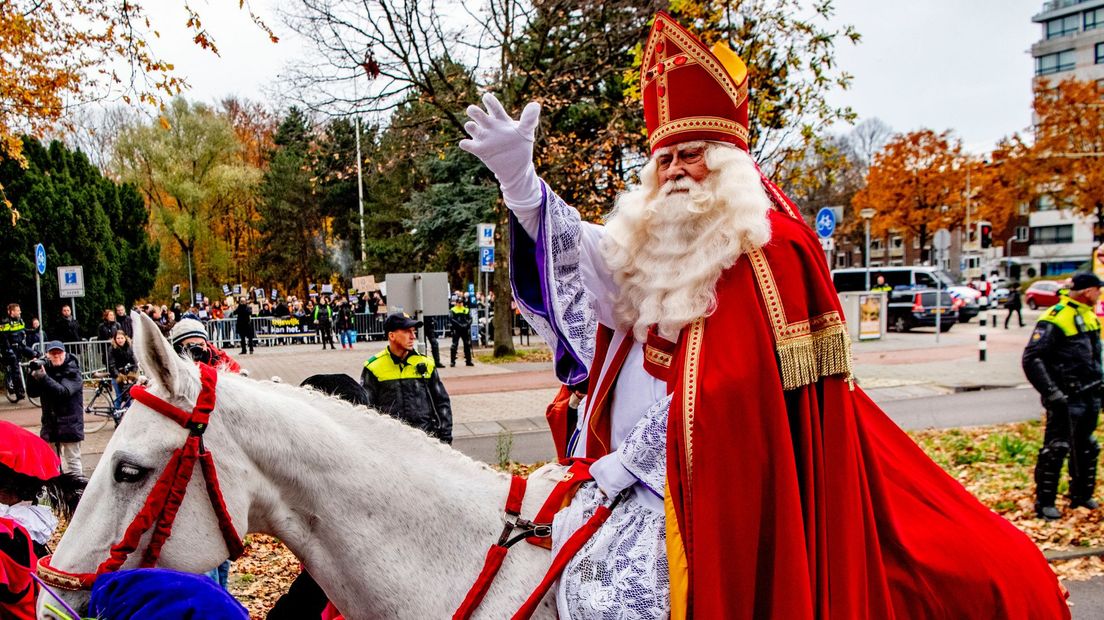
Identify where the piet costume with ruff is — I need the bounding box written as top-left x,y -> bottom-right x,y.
507,11 -> 1069,619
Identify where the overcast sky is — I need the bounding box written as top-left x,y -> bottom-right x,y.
145,0 -> 1046,154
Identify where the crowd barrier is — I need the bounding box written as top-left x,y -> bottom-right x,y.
43,311 -> 517,380
57,339 -> 113,378
204,314 -> 451,349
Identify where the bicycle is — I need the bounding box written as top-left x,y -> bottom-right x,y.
83,371 -> 134,433
4,359 -> 41,407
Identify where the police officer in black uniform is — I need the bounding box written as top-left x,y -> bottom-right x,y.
361,313 -> 453,443
1022,272 -> 1104,520
449,296 -> 474,367
1,303 -> 38,401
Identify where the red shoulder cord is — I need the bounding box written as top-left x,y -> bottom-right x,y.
454,458 -> 625,620
36,363 -> 244,591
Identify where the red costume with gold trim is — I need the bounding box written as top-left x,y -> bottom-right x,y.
599,12 -> 1068,618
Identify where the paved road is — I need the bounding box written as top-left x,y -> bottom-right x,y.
1069,575 -> 1104,619
883,385 -> 1041,430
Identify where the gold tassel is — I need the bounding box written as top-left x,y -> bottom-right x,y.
776,325 -> 853,391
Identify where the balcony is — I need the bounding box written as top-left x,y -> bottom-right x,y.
1035,0 -> 1104,20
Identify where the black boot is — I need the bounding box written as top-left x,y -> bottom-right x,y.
1070,439 -> 1100,509
1035,442 -> 1069,519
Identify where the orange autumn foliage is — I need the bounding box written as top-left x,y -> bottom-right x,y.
0,1 -> 277,221
1025,78 -> 1104,223
852,130 -> 965,253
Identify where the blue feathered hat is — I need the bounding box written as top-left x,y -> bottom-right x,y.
88,568 -> 249,619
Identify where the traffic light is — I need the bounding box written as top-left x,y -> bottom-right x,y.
978,222 -> 993,249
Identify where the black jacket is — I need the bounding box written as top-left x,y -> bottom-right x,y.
361,348 -> 453,443
116,313 -> 134,338
108,343 -> 138,377
233,303 -> 255,338
449,306 -> 473,336
97,320 -> 122,342
335,305 -> 355,331
1023,299 -> 1104,400
1,316 -> 35,360
314,304 -> 334,326
27,353 -> 84,442
54,317 -> 81,343
1004,290 -> 1022,310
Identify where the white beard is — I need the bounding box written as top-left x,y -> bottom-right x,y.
600,145 -> 773,342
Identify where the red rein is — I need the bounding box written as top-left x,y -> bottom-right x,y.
37,363 -> 244,591
454,458 -> 626,620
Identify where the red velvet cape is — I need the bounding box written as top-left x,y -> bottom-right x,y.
665,211 -> 1069,618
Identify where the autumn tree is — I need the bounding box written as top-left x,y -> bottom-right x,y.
1025,78 -> 1104,242
0,1 -> 277,220
114,98 -> 262,303
852,130 -> 965,263
220,97 -> 277,284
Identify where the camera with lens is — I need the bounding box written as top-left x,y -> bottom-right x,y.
180,342 -> 212,365
27,359 -> 44,372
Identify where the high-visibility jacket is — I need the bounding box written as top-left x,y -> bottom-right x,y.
1022,296 -> 1103,399
361,348 -> 453,443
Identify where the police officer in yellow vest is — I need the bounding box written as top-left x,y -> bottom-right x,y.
870,274 -> 892,293
361,313 -> 453,443
449,296 -> 474,367
1022,272 -> 1104,520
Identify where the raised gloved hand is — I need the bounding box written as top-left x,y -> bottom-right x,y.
459,93 -> 542,209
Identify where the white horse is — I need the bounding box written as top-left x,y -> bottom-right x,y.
37,313 -> 558,618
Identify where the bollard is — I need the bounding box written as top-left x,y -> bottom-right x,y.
979,313 -> 987,362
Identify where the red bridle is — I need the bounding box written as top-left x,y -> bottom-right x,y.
36,363 -> 245,591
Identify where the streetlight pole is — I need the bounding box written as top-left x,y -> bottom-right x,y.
355,115 -> 365,263
861,208 -> 876,290
964,165 -> 971,251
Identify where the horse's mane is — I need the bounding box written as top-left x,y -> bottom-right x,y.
203,370 -> 502,477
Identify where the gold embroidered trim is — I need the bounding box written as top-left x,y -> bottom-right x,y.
682,318 -> 705,480
645,345 -> 673,368
641,17 -> 747,106
746,247 -> 854,390
649,116 -> 750,150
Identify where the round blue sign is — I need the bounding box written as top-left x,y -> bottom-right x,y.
815,208 -> 836,238
34,243 -> 46,275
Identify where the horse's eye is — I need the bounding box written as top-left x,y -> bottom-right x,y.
114,461 -> 149,484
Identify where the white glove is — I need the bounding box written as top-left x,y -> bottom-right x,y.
459,93 -> 542,209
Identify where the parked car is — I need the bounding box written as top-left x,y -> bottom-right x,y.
992,287 -> 1011,306
1024,280 -> 1062,309
887,289 -> 958,332
947,286 -> 981,323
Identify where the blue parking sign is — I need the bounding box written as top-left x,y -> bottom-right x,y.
480,247 -> 495,272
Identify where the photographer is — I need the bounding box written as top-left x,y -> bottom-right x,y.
26,342 -> 84,476
168,319 -> 241,373
360,313 -> 453,443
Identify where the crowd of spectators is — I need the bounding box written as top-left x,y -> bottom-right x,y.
16,285 -> 509,353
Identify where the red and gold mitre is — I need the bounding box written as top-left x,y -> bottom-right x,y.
641,11 -> 750,153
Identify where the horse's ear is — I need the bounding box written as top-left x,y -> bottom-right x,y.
132,311 -> 186,392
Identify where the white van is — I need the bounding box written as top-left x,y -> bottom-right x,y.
831,266 -> 956,293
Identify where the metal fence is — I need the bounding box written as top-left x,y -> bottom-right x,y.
204,314 -> 451,349
57,339 -> 113,378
